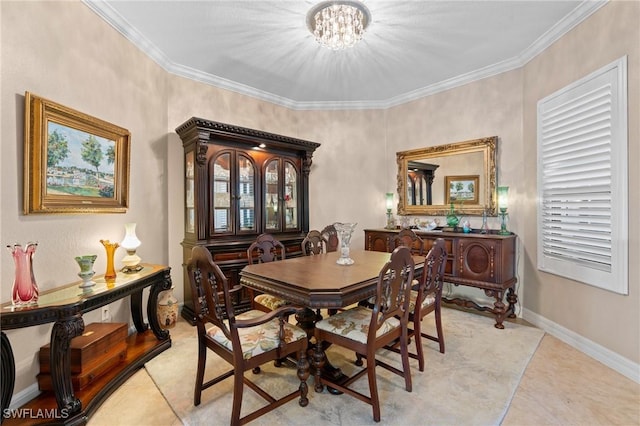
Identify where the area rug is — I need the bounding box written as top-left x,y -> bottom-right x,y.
145,308 -> 544,425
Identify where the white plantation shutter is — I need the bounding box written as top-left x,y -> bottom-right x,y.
537,57 -> 628,294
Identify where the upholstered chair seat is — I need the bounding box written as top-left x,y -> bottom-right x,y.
206,309 -> 307,359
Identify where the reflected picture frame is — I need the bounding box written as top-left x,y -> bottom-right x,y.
445,175 -> 479,205
23,92 -> 130,214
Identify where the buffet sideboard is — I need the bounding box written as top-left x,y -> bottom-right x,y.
364,229 -> 517,328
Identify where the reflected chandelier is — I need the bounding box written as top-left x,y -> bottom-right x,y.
306,1 -> 371,50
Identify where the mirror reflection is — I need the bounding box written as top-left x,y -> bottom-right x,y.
397,136 -> 497,216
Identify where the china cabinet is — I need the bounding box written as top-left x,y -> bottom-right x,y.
176,118 -> 320,323
364,228 -> 517,328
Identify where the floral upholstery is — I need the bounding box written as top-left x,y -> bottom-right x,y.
254,293 -> 291,310
315,306 -> 400,344
408,290 -> 436,313
206,310 -> 307,360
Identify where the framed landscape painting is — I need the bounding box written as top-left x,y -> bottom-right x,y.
23,92 -> 130,214
445,175 -> 479,205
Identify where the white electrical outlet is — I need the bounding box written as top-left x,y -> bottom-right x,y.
101,306 -> 110,322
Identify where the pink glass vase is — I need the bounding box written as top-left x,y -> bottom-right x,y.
7,242 -> 39,306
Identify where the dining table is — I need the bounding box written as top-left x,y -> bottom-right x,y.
239,249 -> 424,392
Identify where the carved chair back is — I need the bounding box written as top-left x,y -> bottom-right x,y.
371,246 -> 416,331
320,224 -> 339,253
420,238 -> 447,300
247,233 -> 286,264
302,230 -> 327,256
187,246 -> 236,341
393,228 -> 425,255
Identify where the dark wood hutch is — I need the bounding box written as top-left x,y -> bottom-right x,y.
176,118 -> 320,324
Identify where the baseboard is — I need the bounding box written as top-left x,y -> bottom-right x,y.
522,308 -> 640,384
9,383 -> 39,410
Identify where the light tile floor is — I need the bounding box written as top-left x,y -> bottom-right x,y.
88,311 -> 640,426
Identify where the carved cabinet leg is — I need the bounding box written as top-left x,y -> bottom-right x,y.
1,332 -> 15,424
492,291 -> 506,329
507,286 -> 518,318
50,316 -> 84,415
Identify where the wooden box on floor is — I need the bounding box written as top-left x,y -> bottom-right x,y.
37,322 -> 128,391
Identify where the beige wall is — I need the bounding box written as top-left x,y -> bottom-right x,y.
385,69 -> 525,307
1,0 -> 637,401
1,1 -> 169,394
521,0 -> 639,363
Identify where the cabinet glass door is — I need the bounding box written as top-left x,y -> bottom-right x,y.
185,151 -> 195,234
264,159 -> 280,230
284,161 -> 298,230
212,153 -> 231,233
237,154 -> 256,232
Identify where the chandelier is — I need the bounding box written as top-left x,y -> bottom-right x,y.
306,1 -> 371,50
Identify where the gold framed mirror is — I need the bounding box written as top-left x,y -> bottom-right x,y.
396,136 -> 497,216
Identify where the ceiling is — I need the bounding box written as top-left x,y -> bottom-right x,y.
83,0 -> 605,110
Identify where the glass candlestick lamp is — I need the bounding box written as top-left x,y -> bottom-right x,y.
385,192 -> 395,229
120,223 -> 142,273
497,186 -> 510,235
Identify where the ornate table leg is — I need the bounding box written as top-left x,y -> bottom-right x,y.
147,270 -> 172,340
313,340 -> 325,393
50,316 -> 84,415
1,332 -> 15,424
130,289 -> 149,334
296,307 -> 346,395
295,307 -> 317,341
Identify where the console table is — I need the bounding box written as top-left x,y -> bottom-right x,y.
364,229 -> 517,328
0,264 -> 172,425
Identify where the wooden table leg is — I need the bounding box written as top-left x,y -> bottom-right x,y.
313,339 -> 326,393
50,315 -> 84,415
130,289 -> 148,334
146,270 -> 172,340
297,307 -> 348,394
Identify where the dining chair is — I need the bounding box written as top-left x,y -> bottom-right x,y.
320,224 -> 339,252
313,246 -> 415,423
301,230 -> 327,255
380,238 -> 448,372
358,228 -> 424,311
186,246 -> 310,426
248,233 -> 289,313
392,228 -> 425,255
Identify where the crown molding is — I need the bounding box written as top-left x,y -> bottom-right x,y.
83,0 -> 608,111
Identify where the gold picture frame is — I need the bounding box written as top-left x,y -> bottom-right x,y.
445,175 -> 479,205
23,92 -> 130,214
